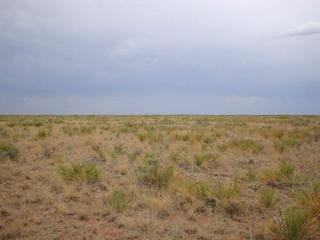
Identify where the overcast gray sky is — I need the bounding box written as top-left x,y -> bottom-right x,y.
1,0 -> 320,114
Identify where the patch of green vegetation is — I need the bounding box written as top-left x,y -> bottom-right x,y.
172,132 -> 190,142
0,142 -> 18,160
194,152 -> 218,167
62,125 -> 79,136
7,122 -> 16,128
58,163 -> 101,184
19,120 -> 43,127
136,158 -> 173,190
187,181 -> 211,201
93,145 -> 107,161
203,137 -> 213,144
37,128 -> 51,138
105,190 -> 130,213
261,161 -> 296,186
136,132 -> 146,142
0,127 -> 8,137
113,144 -> 124,155
246,168 -> 257,181
127,150 -> 141,162
231,139 -> 263,154
294,179 -> 320,219
170,151 -> 181,162
147,130 -> 164,144
269,208 -> 308,240
274,137 -> 301,153
217,143 -> 227,152
258,187 -> 277,208
212,178 -> 239,202
79,125 -> 96,134
278,160 -> 295,180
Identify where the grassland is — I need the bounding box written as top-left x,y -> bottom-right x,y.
0,115 -> 319,240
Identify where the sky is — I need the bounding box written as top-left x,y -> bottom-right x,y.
0,0 -> 320,115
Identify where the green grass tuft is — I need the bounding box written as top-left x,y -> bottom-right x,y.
136,158 -> 173,190
105,190 -> 130,213
59,163 -> 100,184
259,187 -> 277,208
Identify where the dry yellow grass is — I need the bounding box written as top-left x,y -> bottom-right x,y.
0,115 -> 319,239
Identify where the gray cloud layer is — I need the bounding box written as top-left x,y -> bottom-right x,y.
0,0 -> 320,114
286,22 -> 320,36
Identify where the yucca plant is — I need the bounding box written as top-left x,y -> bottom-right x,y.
269,208 -> 308,240
295,180 -> 320,235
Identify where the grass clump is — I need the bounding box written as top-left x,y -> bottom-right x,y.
186,181 -> 217,209
127,150 -> 141,162
261,161 -> 296,186
79,125 -> 96,134
136,132 -> 146,142
105,190 -> 130,213
278,160 -> 295,180
62,125 -> 79,136
269,208 -> 309,240
259,187 -> 277,208
274,138 -> 301,153
0,127 -> 8,137
136,158 -> 173,190
0,142 -> 18,160
37,128 -> 51,138
295,179 -> 320,219
170,151 -> 181,162
246,168 -> 257,181
59,163 -> 100,184
194,152 -> 217,167
231,139 -> 263,154
217,143 -> 227,152
187,181 -> 211,201
212,178 -> 239,202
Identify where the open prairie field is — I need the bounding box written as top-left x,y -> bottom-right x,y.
0,115 -> 319,240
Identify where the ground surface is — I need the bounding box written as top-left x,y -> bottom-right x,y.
0,116 -> 319,240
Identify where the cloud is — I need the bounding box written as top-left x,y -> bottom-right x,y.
1,1 -> 320,114
286,22 -> 320,37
